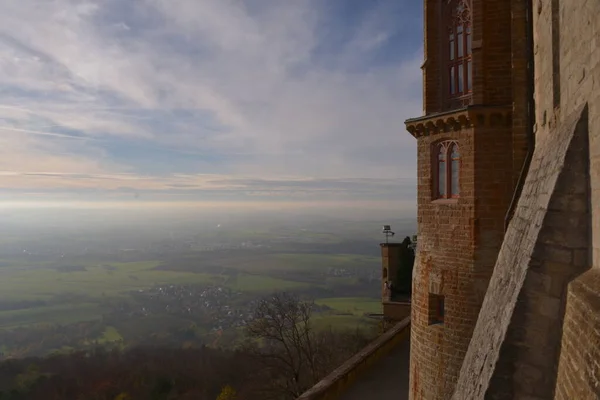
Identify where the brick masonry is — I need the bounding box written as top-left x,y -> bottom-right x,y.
406,108 -> 518,400
452,104 -> 589,400
406,0 -> 522,397
406,0 -> 600,399
381,243 -> 402,302
409,122 -> 478,400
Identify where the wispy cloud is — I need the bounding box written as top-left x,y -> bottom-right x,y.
0,0 -> 422,211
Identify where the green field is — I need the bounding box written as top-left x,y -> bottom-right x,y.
315,297 -> 382,316
223,253 -> 379,274
98,326 -> 123,343
225,273 -> 309,292
0,258 -> 330,330
0,261 -> 219,301
0,253 -> 373,303
312,314 -> 378,331
0,252 -> 380,346
0,303 -> 106,329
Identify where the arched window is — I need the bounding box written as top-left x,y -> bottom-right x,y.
433,140 -> 460,199
444,0 -> 472,109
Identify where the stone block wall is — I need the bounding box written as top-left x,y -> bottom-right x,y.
547,1 -> 600,398
532,0 -> 557,130
510,0 -> 530,187
556,0 -> 600,275
535,0 -> 600,270
451,103 -> 589,400
554,269 -> 600,400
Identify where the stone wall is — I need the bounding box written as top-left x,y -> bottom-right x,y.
555,0 -> 600,279
554,269 -> 600,399
534,0 -> 600,270
296,318 -> 410,400
451,104 -> 589,400
382,301 -> 411,321
510,0 -> 530,187
544,0 -> 600,398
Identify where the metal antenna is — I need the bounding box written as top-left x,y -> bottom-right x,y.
382,225 -> 395,244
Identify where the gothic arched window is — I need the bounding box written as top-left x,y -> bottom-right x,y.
445,0 -> 472,109
433,140 -> 460,199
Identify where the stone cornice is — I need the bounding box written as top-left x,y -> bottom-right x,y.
405,105 -> 512,138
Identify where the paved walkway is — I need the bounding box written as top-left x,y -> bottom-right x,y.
340,339 -> 410,400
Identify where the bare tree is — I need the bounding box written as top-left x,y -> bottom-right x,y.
245,292 -> 318,399
244,292 -> 377,399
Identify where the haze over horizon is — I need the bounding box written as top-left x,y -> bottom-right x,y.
0,0 -> 422,214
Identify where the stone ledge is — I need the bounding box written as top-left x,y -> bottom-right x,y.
383,301 -> 411,321
405,104 -> 512,138
296,317 -> 410,400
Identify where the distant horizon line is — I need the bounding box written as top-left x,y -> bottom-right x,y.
0,199 -> 417,212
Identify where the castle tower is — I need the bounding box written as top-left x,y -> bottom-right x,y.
404,0 -> 530,398
380,242 -> 412,320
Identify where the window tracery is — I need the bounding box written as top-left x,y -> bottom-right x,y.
444,0 -> 472,109
433,140 -> 460,199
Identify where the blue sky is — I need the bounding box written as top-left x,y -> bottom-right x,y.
0,0 -> 423,213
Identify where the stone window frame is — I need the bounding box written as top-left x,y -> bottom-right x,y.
443,0 -> 473,110
432,140 -> 460,200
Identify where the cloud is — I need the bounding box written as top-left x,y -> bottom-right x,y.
0,0 -> 423,210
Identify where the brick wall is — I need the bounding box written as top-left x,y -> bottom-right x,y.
423,0 -> 441,114
408,108 -> 515,400
380,243 -> 403,301
480,0 -> 513,105
407,0 -> 522,397
473,120 -> 515,301
410,124 -> 476,400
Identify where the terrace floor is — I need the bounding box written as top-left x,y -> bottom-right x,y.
340,338 -> 410,400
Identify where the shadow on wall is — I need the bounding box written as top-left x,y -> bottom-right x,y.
453,104 -> 594,399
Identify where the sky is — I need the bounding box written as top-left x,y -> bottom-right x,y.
0,0 -> 423,214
